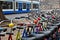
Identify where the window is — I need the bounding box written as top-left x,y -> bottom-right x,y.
16,2 -> 18,9
23,3 -> 26,9
33,4 -> 39,9
0,1 -> 13,9
29,4 -> 31,9
27,3 -> 31,9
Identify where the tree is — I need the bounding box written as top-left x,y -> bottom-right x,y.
0,6 -> 8,21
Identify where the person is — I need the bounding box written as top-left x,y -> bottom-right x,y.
56,28 -> 60,40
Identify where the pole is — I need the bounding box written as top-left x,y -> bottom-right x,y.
39,0 -> 41,14
13,0 -> 16,13
31,0 -> 33,14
